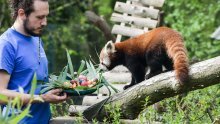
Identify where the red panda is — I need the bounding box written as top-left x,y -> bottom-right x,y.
99,27 -> 189,90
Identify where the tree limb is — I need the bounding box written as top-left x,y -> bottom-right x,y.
85,11 -> 116,42
83,56 -> 220,120
0,3 -> 6,27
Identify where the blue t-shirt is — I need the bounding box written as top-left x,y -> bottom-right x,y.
0,28 -> 51,124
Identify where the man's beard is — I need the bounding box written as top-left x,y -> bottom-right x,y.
23,19 -> 44,36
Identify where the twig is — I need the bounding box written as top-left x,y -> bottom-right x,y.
207,108 -> 214,122
50,1 -> 77,14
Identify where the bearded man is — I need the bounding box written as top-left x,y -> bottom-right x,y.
0,0 -> 67,123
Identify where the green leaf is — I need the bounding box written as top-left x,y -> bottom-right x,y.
102,77 -> 119,93
0,94 -> 8,102
58,66 -> 68,82
89,60 -> 97,76
57,67 -> 65,81
4,100 -> 12,120
103,83 -> 111,96
11,97 -> 22,113
49,75 -> 58,81
74,90 -> 80,95
52,80 -> 64,87
29,73 -> 37,97
95,84 -> 104,95
85,61 -> 96,80
77,60 -> 85,76
40,86 -> 54,94
8,105 -> 31,124
66,73 -> 72,80
66,49 -> 74,78
80,69 -> 89,75
41,83 -> 53,87
62,65 -> 68,82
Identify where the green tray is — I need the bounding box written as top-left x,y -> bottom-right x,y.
64,88 -> 97,96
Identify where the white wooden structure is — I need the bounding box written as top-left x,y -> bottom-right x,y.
111,0 -> 165,42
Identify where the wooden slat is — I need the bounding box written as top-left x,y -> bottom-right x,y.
115,1 -> 132,42
112,25 -> 148,37
114,2 -> 159,19
111,13 -> 158,28
128,0 -> 165,8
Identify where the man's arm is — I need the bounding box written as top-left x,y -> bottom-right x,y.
0,70 -> 67,105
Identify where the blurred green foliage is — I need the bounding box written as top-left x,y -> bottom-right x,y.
0,74 -> 40,124
140,85 -> 220,123
1,0 -> 220,122
163,0 -> 220,61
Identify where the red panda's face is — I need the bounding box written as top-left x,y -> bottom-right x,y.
99,41 -> 116,71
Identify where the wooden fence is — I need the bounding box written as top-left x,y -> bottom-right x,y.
111,0 -> 165,42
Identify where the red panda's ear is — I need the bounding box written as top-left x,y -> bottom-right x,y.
105,40 -> 116,54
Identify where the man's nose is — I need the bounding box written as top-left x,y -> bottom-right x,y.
41,17 -> 47,26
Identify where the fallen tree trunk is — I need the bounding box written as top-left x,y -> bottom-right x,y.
83,56 -> 220,120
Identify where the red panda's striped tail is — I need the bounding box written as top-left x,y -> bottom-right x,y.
165,34 -> 189,84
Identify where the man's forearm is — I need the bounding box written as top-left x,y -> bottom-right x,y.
0,89 -> 43,105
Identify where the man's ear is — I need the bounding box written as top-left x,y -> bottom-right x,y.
17,9 -> 26,20
105,40 -> 116,53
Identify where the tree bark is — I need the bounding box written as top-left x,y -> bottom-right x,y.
83,56 -> 220,120
85,11 -> 116,42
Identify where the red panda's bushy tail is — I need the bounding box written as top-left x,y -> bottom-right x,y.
165,34 -> 189,84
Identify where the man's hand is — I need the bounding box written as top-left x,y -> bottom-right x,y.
0,70 -> 68,104
41,89 -> 67,104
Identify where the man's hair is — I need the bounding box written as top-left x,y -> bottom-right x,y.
9,0 -> 48,20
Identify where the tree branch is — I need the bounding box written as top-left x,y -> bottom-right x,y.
83,56 -> 220,120
0,3 -> 6,27
85,11 -> 116,42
